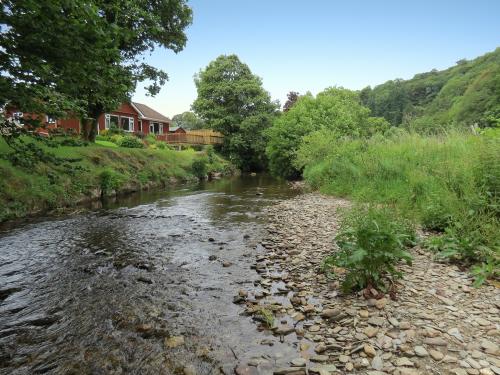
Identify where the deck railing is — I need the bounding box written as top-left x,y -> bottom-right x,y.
156,129 -> 224,145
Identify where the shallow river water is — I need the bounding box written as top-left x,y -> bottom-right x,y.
0,175 -> 301,374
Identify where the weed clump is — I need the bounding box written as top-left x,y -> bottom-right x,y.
323,206 -> 415,293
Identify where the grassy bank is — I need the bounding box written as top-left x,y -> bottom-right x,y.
298,129 -> 499,283
0,137 -> 232,222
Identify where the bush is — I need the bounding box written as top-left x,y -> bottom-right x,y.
117,135 -> 144,148
323,206 -> 415,292
191,158 -> 207,179
302,130 -> 499,285
99,168 -> 126,194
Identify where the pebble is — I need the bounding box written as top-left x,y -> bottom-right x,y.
429,349 -> 444,361
414,346 -> 428,357
364,344 -> 377,357
165,336 -> 184,348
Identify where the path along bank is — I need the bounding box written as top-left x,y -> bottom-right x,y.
238,193 -> 500,375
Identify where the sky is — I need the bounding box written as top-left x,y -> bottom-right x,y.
133,0 -> 500,118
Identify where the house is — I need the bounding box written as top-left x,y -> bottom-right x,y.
169,126 -> 187,134
99,102 -> 171,136
3,102 -> 171,136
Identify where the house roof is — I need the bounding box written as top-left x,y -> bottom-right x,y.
132,102 -> 170,123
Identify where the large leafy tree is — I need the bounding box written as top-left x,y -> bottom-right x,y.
192,54 -> 278,171
266,87 -> 389,179
171,111 -> 205,130
0,0 -> 192,140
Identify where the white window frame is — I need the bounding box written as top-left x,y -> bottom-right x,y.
120,116 -> 134,132
13,112 -> 23,120
105,114 -> 120,130
149,122 -> 163,135
46,115 -> 56,124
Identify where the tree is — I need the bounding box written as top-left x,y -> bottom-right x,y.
283,91 -> 300,112
0,0 -> 192,141
171,111 -> 205,130
266,87 -> 389,179
192,55 -> 278,171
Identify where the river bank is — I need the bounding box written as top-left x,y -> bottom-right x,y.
240,193 -> 500,375
0,138 -> 233,223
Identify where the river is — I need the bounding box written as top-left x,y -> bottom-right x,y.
0,175 -> 302,375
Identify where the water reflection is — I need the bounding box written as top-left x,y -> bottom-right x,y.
0,175 -> 298,374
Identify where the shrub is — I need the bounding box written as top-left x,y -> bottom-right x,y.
99,168 -> 126,194
302,130 -> 499,284
323,206 -> 415,292
57,137 -> 88,147
117,135 -> 144,148
191,158 -> 207,179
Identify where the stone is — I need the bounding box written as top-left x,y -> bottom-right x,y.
414,346 -> 429,357
315,343 -> 327,354
165,336 -> 185,348
368,317 -> 385,326
273,367 -> 306,375
359,310 -> 370,318
399,321 -> 411,330
208,255 -> 217,261
290,358 -> 306,367
371,356 -> 384,370
375,298 -> 387,310
481,339 -> 499,354
364,326 -> 379,338
395,357 -> 414,367
222,261 -> 232,267
309,325 -> 321,332
429,349 -> 444,361
448,327 -> 464,341
183,365 -> 197,375
309,365 -> 337,374
310,355 -> 329,363
339,355 -> 350,363
476,318 -> 491,326
424,337 -> 448,346
321,308 -> 341,319
345,362 -> 354,371
275,325 -> 295,335
364,344 -> 377,357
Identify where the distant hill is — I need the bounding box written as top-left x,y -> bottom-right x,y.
359,48 -> 500,131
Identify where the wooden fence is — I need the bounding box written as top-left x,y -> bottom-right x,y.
157,129 -> 224,145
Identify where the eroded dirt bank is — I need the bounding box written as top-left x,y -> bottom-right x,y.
238,193 -> 500,375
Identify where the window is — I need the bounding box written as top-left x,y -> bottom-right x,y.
46,115 -> 56,124
105,114 -> 119,129
121,116 -> 134,132
138,120 -> 142,132
13,112 -> 23,120
149,122 -> 163,135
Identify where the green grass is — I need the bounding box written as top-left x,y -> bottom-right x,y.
0,137 -> 230,222
300,129 -> 499,283
95,140 -> 118,148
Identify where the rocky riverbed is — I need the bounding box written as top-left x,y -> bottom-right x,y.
236,193 -> 500,375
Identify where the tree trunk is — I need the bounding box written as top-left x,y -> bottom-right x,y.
81,112 -> 100,142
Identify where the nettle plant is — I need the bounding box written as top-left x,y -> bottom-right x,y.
323,206 -> 415,293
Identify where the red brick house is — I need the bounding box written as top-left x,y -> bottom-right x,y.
3,102 -> 170,136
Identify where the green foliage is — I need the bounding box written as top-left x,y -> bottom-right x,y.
360,48 -> 500,130
0,0 -> 192,140
256,307 -> 275,329
302,130 -> 499,284
117,136 -> 144,148
171,111 -> 205,130
266,87 -> 389,179
323,206 -> 414,292
0,137 -> 231,222
191,159 -> 208,179
99,168 -> 126,194
192,54 -> 278,171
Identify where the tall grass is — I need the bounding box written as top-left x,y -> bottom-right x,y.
300,129 -> 499,281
